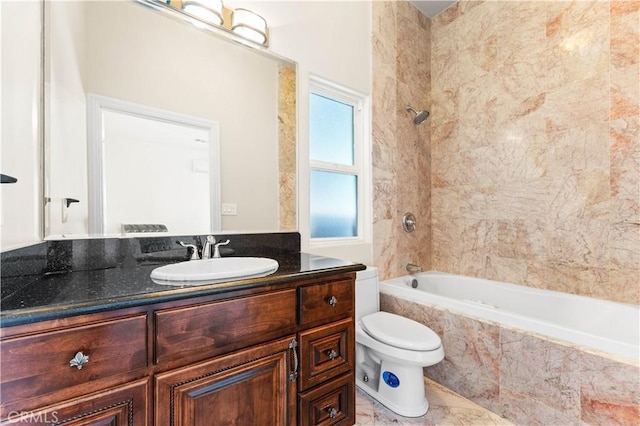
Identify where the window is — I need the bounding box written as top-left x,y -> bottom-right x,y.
309,77 -> 369,243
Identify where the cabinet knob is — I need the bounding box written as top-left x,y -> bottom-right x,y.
327,349 -> 338,360
327,407 -> 338,418
69,351 -> 89,370
327,295 -> 337,307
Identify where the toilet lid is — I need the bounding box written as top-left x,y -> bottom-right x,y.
361,311 -> 441,351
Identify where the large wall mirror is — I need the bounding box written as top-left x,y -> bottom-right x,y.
44,0 -> 297,238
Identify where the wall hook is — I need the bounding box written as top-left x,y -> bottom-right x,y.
64,198 -> 80,208
62,198 -> 80,224
0,174 -> 17,184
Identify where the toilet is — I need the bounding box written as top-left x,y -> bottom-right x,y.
355,267 -> 444,417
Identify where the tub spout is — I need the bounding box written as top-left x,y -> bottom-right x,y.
406,263 -> 423,274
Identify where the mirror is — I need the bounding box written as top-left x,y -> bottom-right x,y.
44,0 -> 296,238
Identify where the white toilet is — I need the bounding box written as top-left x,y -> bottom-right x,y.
355,267 -> 444,417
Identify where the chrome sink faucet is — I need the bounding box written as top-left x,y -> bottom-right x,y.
178,236 -> 231,260
202,235 -> 216,259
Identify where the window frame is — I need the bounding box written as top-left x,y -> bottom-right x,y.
308,76 -> 370,247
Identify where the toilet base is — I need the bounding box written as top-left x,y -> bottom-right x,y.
356,376 -> 429,418
355,359 -> 429,418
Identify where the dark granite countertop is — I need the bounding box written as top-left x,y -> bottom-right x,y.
0,233 -> 365,327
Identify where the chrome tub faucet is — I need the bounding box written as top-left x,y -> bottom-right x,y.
406,263 -> 423,274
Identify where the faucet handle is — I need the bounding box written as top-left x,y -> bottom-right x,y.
177,241 -> 200,260
213,240 -> 230,258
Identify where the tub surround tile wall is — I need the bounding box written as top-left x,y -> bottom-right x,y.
372,0 -> 639,305
381,293 -> 640,425
427,0 -> 640,305
372,1 -> 432,280
580,349 -> 640,425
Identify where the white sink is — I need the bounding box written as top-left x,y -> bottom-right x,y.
150,257 -> 279,285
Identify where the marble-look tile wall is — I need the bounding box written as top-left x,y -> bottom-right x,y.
278,63 -> 297,231
430,1 -> 640,304
381,293 -> 640,425
372,1 -> 432,280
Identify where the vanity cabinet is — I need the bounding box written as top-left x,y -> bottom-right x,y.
0,272 -> 356,426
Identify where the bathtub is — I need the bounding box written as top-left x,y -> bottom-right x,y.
380,271 -> 639,362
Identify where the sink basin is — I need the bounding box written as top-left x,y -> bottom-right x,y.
150,257 -> 279,285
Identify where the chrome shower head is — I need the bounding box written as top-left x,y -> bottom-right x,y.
405,105 -> 430,125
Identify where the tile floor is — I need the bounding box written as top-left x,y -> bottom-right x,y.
355,377 -> 513,425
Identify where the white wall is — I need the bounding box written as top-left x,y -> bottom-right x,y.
0,1 -> 42,250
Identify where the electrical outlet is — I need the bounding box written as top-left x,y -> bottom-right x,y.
221,203 -> 237,216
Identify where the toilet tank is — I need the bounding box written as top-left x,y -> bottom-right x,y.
355,267 -> 379,321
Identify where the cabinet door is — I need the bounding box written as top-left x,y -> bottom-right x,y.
155,336 -> 297,426
0,378 -> 149,426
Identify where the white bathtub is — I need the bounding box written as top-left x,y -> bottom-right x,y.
380,271 -> 639,362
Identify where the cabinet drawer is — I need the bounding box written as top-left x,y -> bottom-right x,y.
298,373 -> 355,426
0,315 -> 147,405
299,318 -> 354,391
298,279 -> 353,325
155,289 -> 296,365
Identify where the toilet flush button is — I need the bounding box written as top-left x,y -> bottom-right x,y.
382,371 -> 400,388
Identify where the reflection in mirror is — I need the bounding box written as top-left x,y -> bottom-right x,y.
87,95 -> 221,235
44,0 -> 296,238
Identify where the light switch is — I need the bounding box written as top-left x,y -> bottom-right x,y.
221,203 -> 237,216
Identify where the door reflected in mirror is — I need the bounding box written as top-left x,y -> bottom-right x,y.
44,0 -> 296,238
86,95 -> 220,236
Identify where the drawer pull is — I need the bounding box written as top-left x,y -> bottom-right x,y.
328,296 -> 338,307
327,349 -> 338,360
69,351 -> 89,370
328,407 -> 338,418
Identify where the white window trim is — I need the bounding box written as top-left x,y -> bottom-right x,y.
307,75 -> 371,248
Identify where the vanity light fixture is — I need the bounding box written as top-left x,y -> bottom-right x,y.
181,0 -> 224,26
231,8 -> 268,45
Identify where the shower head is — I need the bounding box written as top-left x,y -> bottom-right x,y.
405,105 -> 430,125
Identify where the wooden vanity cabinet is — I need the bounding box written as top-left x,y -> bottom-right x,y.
0,272 -> 357,426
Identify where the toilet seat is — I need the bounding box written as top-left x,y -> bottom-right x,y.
361,311 -> 441,351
